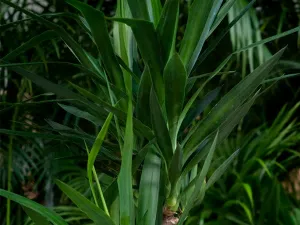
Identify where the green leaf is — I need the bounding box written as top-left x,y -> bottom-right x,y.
188,71 -> 235,83
168,144 -> 183,189
118,95 -> 134,225
224,200 -> 253,224
127,0 -> 150,21
111,17 -> 164,104
242,183 -> 254,209
46,120 -> 95,140
164,53 -> 187,149
180,87 -> 221,132
208,0 -> 236,37
1,30 -> 57,61
179,0 -> 224,74
110,198 -> 120,225
116,55 -> 140,84
103,140 -> 154,210
235,27 -> 300,55
167,144 -> 183,208
146,0 -> 162,26
265,102 -> 300,149
178,132 -> 219,225
55,180 -> 115,225
69,82 -> 154,140
66,0 -> 125,91
87,113 -> 113,180
0,63 -> 87,103
150,88 -> 173,163
157,0 -> 179,63
0,18 -> 31,30
137,149 -> 161,225
136,67 -> 152,127
87,113 -> 113,207
225,214 -> 250,225
215,93 -> 258,143
206,149 -> 240,189
113,1 -> 134,72
22,207 -> 50,225
262,73 -> 300,84
257,180 -> 280,225
0,189 -> 67,225
183,93 -> 257,175
58,103 -> 103,126
0,129 -> 82,142
0,63 -> 111,125
0,0 -> 95,70
179,55 -> 231,139
194,0 -> 256,70
255,158 -> 272,178
0,61 -> 108,85
185,48 -> 285,155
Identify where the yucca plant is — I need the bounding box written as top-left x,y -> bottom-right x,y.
202,103 -> 300,225
1,0 -> 300,225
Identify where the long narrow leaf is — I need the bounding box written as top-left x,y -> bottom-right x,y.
127,0 -> 150,21
179,0 -> 223,74
185,48 -> 285,155
178,132 -> 219,225
1,30 -> 57,61
194,0 -> 256,70
0,63 -> 110,124
55,180 -> 115,225
206,149 -> 240,189
136,67 -> 152,127
164,53 -> 187,149
178,55 -> 231,137
69,82 -> 154,140
0,189 -> 67,225
118,94 -> 134,225
146,0 -> 162,26
183,92 -> 258,174
58,103 -> 103,126
0,0 -> 94,69
137,149 -> 161,225
66,0 -> 125,91
87,113 -> 113,207
208,0 -> 237,37
157,0 -> 179,63
180,87 -> 221,132
22,207 -> 50,225
110,17 -> 164,103
150,88 -> 173,164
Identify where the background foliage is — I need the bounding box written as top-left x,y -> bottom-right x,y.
1,0 -> 300,225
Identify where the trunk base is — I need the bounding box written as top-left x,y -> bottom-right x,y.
163,206 -> 179,225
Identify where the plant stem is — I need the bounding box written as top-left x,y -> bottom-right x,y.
92,167 -> 110,216
6,79 -> 31,225
6,80 -> 25,225
84,141 -> 109,215
84,142 -> 99,207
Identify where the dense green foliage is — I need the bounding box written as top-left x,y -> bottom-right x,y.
203,104 -> 300,224
0,0 -> 300,225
